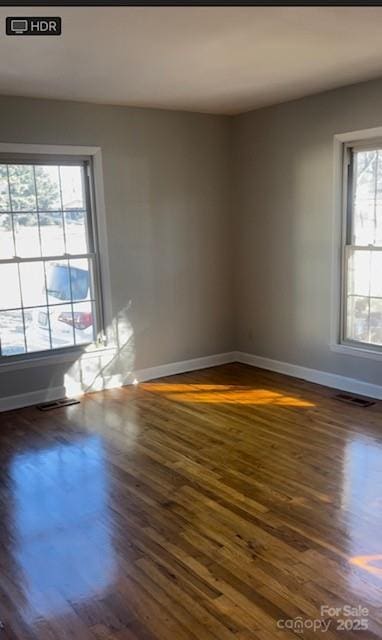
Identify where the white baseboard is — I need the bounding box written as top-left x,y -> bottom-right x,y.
131,351 -> 236,384
0,385 -> 66,413
97,351 -> 237,390
2,348 -> 380,413
0,352 -> 236,413
235,351 -> 382,400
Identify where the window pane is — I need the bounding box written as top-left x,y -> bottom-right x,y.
35,165 -> 61,211
0,166 -> 10,211
345,248 -> 382,347
60,166 -> 85,210
69,259 -> 91,301
25,306 -> 51,353
19,262 -> 46,308
72,301 -> 95,345
0,264 -> 21,310
353,151 -> 377,245
370,298 -> 382,346
49,304 -> 75,349
347,249 -> 371,297
353,150 -> 382,246
0,214 -> 14,258
0,310 -> 25,356
370,251 -> 382,298
65,209 -> 88,254
45,259 -> 71,302
8,165 -> 37,212
346,295 -> 369,343
14,213 -> 41,258
40,212 -> 65,256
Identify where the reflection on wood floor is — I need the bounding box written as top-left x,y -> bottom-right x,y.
0,362 -> 382,639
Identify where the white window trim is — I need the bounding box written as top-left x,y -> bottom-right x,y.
331,127 -> 382,361
0,142 -> 113,372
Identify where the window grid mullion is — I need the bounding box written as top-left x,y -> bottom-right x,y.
367,250 -> 372,344
0,252 -> 96,265
82,165 -> 93,253
347,294 -> 382,301
42,261 -> 53,350
0,300 -> 96,315
374,151 -> 379,247
57,168 -> 76,345
347,245 -> 382,251
58,166 -> 68,254
5,165 -> 17,259
0,209 -> 86,215
32,165 -> 43,258
32,165 -> 53,350
16,262 -> 27,354
67,260 -> 76,346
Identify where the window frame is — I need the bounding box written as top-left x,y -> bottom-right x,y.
339,138 -> 382,355
0,143 -> 112,370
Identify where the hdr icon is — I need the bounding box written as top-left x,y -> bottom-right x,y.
6,17 -> 61,36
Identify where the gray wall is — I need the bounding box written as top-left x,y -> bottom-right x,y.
3,76 -> 382,401
233,77 -> 382,386
0,95 -> 233,399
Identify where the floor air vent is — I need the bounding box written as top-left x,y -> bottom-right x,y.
335,392 -> 375,408
37,398 -> 80,411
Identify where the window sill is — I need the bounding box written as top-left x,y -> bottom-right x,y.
330,342 -> 382,361
0,344 -> 118,373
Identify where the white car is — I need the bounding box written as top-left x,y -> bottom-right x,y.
27,262 -> 94,352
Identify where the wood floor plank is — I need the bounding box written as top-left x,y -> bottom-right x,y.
1,363 -> 382,638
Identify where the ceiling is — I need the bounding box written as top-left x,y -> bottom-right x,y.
1,7 -> 382,115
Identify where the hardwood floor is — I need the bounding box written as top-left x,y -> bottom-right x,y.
0,362 -> 382,639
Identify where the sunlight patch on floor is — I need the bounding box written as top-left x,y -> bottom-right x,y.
141,383 -> 314,407
350,555 -> 382,577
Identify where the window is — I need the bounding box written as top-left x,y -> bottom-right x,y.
342,144 -> 382,350
0,157 -> 103,358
